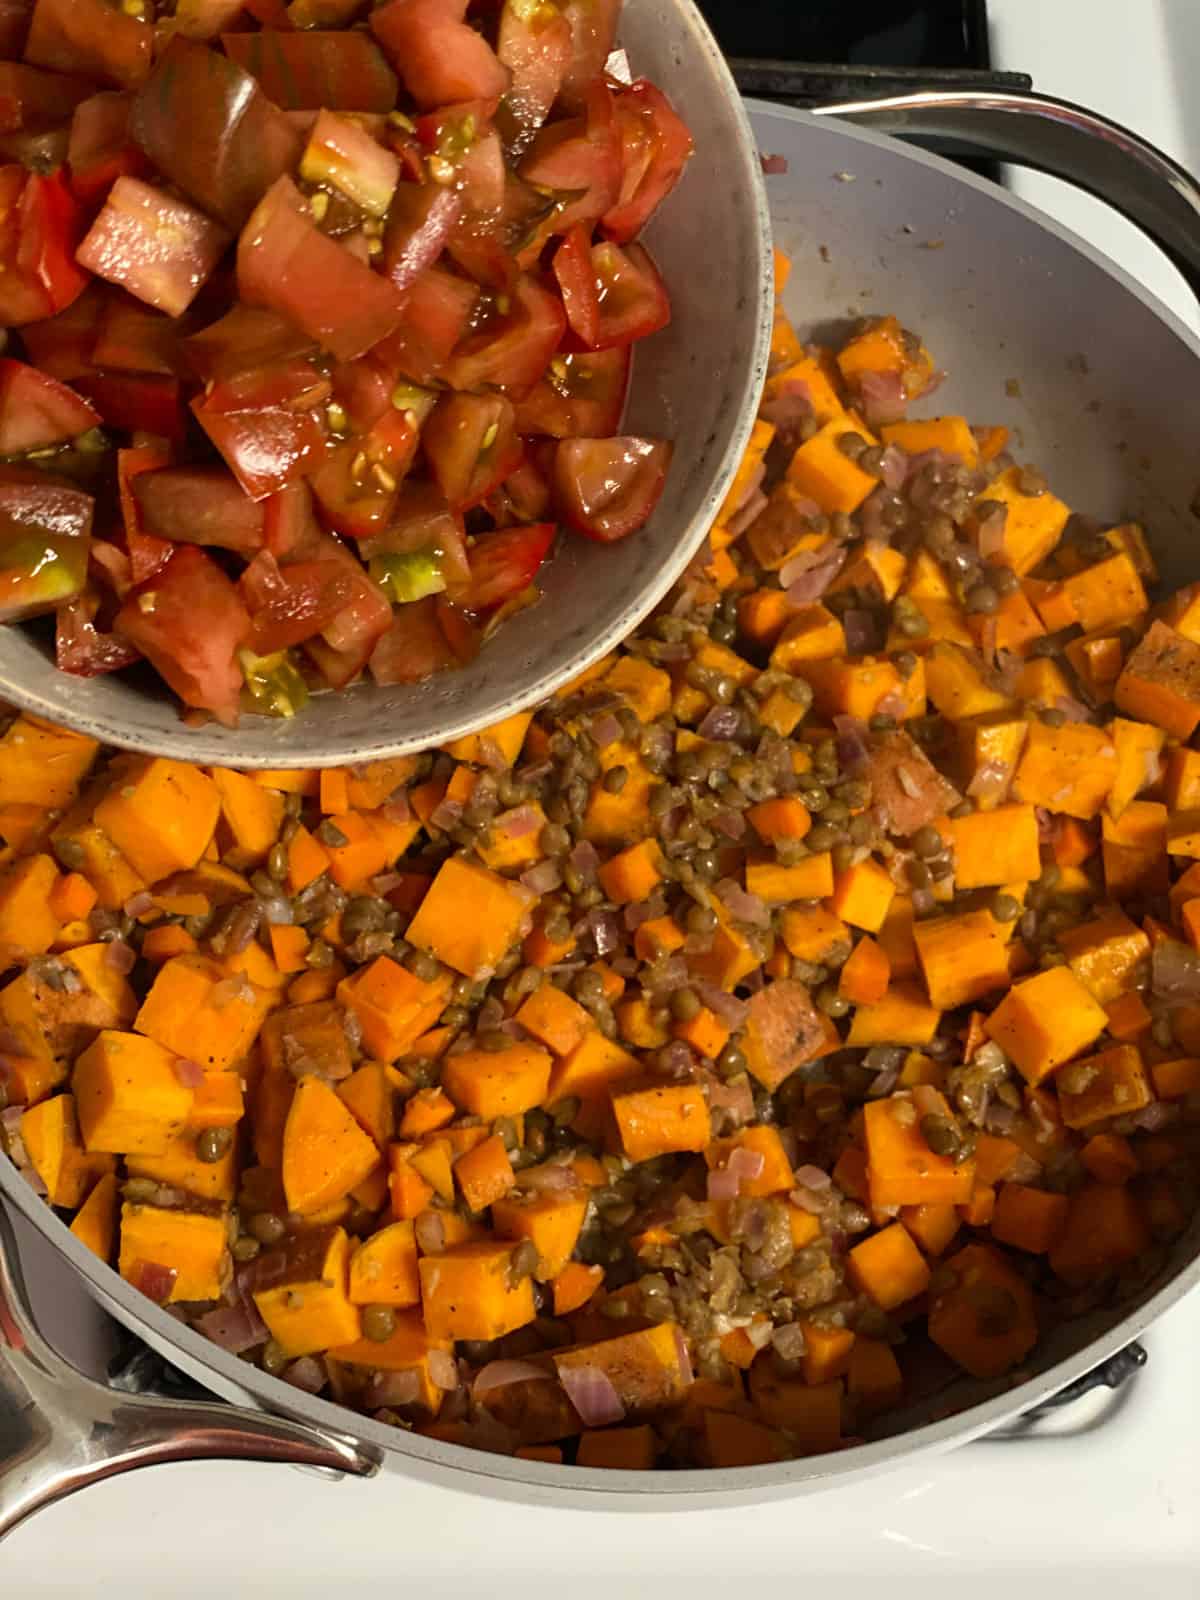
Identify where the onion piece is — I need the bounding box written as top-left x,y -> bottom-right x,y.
428,797 -> 463,832
123,890 -> 154,917
715,879 -> 769,928
586,908 -> 620,957
841,607 -> 880,656
428,1349 -> 460,1390
792,1163 -> 832,1192
472,1359 -> 548,1397
1152,940 -> 1200,1002
172,1056 -> 205,1088
856,368 -> 907,428
128,1259 -> 177,1304
728,1147 -> 765,1183
727,486 -> 768,537
760,152 -> 788,175
782,542 -> 846,603
104,938 -> 136,974
370,1369 -> 421,1407
706,1165 -> 740,1202
520,859 -> 562,895
557,1363 -> 626,1427
589,712 -> 621,749
196,1300 -> 269,1354
283,1356 -> 326,1394
697,704 -> 742,741
568,839 -> 599,878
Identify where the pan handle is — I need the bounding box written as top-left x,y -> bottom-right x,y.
810,90 -> 1200,301
0,1205 -> 378,1544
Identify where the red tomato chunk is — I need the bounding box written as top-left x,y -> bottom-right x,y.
0,3 -> 690,720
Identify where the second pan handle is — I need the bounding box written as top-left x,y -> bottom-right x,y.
809,89 -> 1200,301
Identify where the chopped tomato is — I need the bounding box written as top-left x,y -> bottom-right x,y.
237,176 -> 405,362
56,590 -> 142,676
382,182 -> 463,293
443,273 -> 567,398
358,480 -> 469,582
517,80 -> 620,242
485,451 -> 554,526
299,108 -> 400,218
309,409 -> 419,539
67,91 -> 149,211
454,520 -> 556,613
602,79 -> 694,243
368,594 -> 463,685
18,284 -> 104,382
423,392 -> 523,509
591,239 -> 670,348
239,551 -> 358,653
497,0 -> 571,147
223,28 -> 400,111
0,165 -> 90,328
130,38 -> 304,231
554,434 -> 671,541
262,478 -> 321,560
373,264 -> 479,386
24,0 -> 153,92
552,225 -> 600,348
0,1 -> 32,58
514,345 -> 629,438
0,62 -> 92,135
76,372 -> 187,444
114,544 -> 251,723
303,530 -> 392,686
132,464 -> 266,556
370,0 -> 510,112
180,304 -> 317,385
0,359 -> 99,455
116,444 -> 174,587
92,296 -> 181,377
76,176 -> 230,319
557,0 -> 620,111
192,357 -> 331,500
0,463 -> 94,622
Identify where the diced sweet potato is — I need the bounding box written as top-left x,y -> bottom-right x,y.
1013,722 -> 1117,819
864,1092 -> 975,1208
120,1202 -> 229,1304
94,758 -> 220,883
127,1131 -> 236,1204
135,954 -> 274,1072
610,1080 -> 711,1162
405,856 -> 536,979
492,1188 -> 588,1280
419,1239 -> 537,1341
847,1221 -> 931,1309
984,966 -> 1107,1084
741,978 -> 839,1090
282,1076 -> 380,1215
336,955 -> 450,1062
74,1030 -> 194,1155
928,1242 -> 1038,1378
1056,1044 -> 1153,1129
555,1323 -> 692,1416
252,1225 -> 361,1357
1049,1183 -> 1150,1284
348,1220 -> 420,1307
442,1041 -> 553,1119
71,1170 -> 119,1261
1114,619 -> 1200,739
1058,909 -> 1150,1004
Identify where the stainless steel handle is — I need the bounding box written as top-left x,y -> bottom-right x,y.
0,1205 -> 378,1543
811,90 -> 1200,300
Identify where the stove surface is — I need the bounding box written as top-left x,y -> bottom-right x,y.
5,2 -> 1200,1592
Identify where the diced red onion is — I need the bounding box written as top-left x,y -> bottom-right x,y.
673,1326 -> 694,1387
123,891 -> 153,917
558,1364 -> 626,1427
869,1063 -> 901,1098
500,805 -> 542,839
472,1359 -> 547,1397
760,152 -> 789,175
196,1300 -> 269,1354
1152,941 -> 1200,1002
414,1211 -> 446,1253
428,1350 -> 460,1391
589,713 -> 621,749
729,1147 -> 766,1183
833,714 -> 871,773
1035,806 -> 1056,844
658,1039 -> 695,1079
782,542 -> 846,603
857,489 -> 893,544
586,908 -> 620,957
260,895 -> 294,925
856,368 -> 907,428
974,502 -> 1008,559
713,809 -> 747,842
569,839 -> 599,877
173,1056 -> 205,1089
698,704 -> 743,741
705,1072 -> 755,1124
520,859 -> 562,895
792,1163 -> 832,1192
841,607 -> 881,657
967,759 -> 1010,803
1131,1100 -> 1176,1132
715,879 -> 769,928
428,797 -> 464,832
382,791 -> 411,824
876,689 -> 908,720
911,886 -> 935,915
644,954 -> 689,997
104,938 -> 136,974
746,1319 -> 774,1351
760,378 -> 813,434
211,974 -> 254,1009
623,894 -> 664,931
791,1186 -> 826,1215
984,1103 -> 1019,1136
693,982 -> 749,1029
129,1259 -> 177,1304
1054,694 -> 1091,724
370,1370 -> 421,1407
283,1356 -> 326,1394
727,487 -> 769,538
516,759 -> 553,784
879,444 -> 908,491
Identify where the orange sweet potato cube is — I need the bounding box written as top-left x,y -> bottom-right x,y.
135,954 -> 274,1072
441,1041 -> 552,1119
786,417 -> 877,514
554,1323 -> 692,1415
252,1225 -> 361,1356
74,1030 -> 194,1155
516,985 -> 593,1057
119,1202 -> 229,1304
847,1222 -> 931,1310
991,1182 -> 1070,1254
928,1242 -> 1038,1377
1114,620 -> 1200,739
93,758 -> 220,884
610,1080 -> 711,1162
336,955 -> 450,1062
864,1092 -> 975,1209
984,966 -> 1107,1084
419,1240 -> 537,1341
492,1187 -> 588,1280
405,856 -> 536,979
1056,1044 -> 1153,1129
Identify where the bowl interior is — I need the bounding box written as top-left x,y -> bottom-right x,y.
0,3 -> 772,768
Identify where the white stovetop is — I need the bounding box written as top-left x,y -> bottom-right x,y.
7,1 -> 1200,1592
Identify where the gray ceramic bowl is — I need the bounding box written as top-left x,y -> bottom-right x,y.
4,4 -> 772,769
